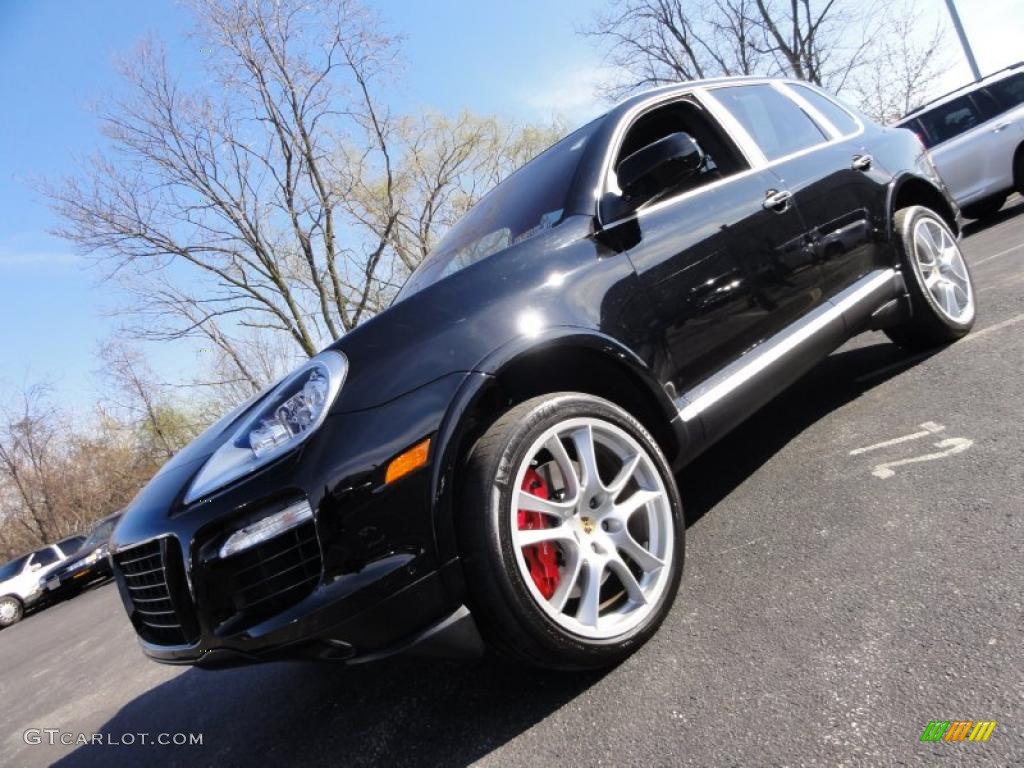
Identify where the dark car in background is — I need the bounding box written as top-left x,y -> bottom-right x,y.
109,76 -> 975,671
44,512 -> 122,601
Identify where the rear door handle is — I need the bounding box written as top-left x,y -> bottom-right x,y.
992,122 -> 1010,133
763,189 -> 793,213
852,154 -> 873,171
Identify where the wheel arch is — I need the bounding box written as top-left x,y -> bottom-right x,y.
888,174 -> 960,239
1013,141 -> 1024,189
429,329 -> 691,568
0,592 -> 24,619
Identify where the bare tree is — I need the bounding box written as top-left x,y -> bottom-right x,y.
0,387 -> 64,544
47,0 -> 564,401
847,3 -> 949,123
0,381 -> 205,558
356,111 -> 566,276
583,0 -> 763,91
584,0 -> 946,110
99,342 -> 206,460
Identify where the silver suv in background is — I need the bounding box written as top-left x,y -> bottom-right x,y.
0,537 -> 85,627
898,63 -> 1024,220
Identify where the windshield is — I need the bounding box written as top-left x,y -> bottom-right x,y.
0,555 -> 29,581
84,518 -> 118,549
395,119 -> 599,301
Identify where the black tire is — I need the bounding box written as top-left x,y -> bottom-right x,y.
458,392 -> 684,670
1014,148 -> 1024,196
0,595 -> 24,628
885,206 -> 976,351
961,193 -> 1007,220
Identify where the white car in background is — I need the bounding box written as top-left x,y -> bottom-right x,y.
898,63 -> 1024,220
0,537 -> 85,627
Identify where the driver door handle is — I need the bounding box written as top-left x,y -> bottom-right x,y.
763,189 -> 793,213
852,154 -> 873,171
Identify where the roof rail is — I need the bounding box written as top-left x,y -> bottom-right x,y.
901,60 -> 1023,120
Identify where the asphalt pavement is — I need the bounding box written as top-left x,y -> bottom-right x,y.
2,198 -> 1023,768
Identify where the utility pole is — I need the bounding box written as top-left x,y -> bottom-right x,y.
943,0 -> 982,81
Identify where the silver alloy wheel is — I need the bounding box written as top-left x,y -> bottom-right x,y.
0,597 -> 18,623
510,417 -> 674,640
913,216 -> 974,323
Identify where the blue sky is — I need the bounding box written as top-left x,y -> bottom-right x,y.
0,0 -> 1020,411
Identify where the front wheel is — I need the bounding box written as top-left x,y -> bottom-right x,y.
458,393 -> 684,670
885,206 -> 976,351
0,595 -> 24,628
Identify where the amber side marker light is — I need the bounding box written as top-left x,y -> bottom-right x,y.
385,438 -> 431,484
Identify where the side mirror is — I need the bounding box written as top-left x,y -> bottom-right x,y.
616,132 -> 705,206
29,562 -> 42,572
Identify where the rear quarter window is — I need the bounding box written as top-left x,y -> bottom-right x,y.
898,117 -> 931,147
789,84 -> 860,135
983,73 -> 1024,113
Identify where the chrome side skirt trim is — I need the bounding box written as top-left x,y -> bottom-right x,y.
677,269 -> 896,422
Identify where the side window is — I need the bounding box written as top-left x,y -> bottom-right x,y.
983,73 -> 1024,114
916,95 -> 982,147
614,97 -> 749,198
789,84 -> 860,135
30,547 -> 59,567
971,90 -> 1002,122
0,555 -> 31,581
57,536 -> 85,556
711,84 -> 828,161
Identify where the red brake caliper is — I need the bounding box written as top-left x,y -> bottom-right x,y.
518,468 -> 561,599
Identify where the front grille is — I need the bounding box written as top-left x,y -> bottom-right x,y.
114,539 -> 197,646
214,521 -> 322,630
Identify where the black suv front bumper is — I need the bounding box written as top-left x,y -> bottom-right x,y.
109,372 -> 481,667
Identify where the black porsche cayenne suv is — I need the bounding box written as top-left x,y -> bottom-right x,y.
110,77 -> 975,670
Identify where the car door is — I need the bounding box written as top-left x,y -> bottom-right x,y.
709,82 -> 885,301
781,83 -> 890,297
599,92 -> 819,400
915,94 -> 996,206
12,554 -> 40,596
973,73 -> 1024,193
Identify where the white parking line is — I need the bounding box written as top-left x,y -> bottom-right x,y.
961,312 -> 1024,343
848,422 -> 946,456
870,437 -> 974,479
855,311 -> 1024,384
971,242 -> 1024,267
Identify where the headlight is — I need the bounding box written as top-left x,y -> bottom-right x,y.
184,351 -> 348,504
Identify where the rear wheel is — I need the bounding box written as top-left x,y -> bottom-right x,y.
458,393 -> 684,670
0,595 -> 24,628
961,193 -> 1007,220
885,206 -> 976,351
1014,148 -> 1024,195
